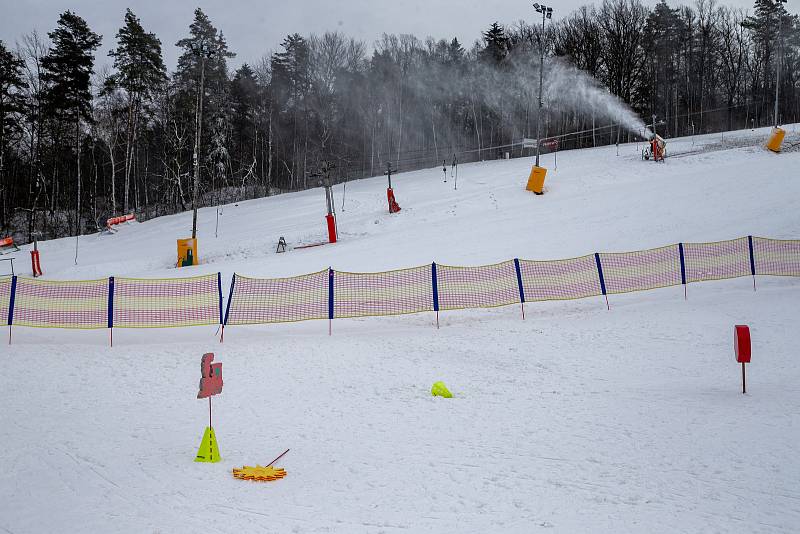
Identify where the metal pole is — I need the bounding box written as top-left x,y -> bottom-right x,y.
742,362 -> 746,394
192,47 -> 207,240
535,9 -> 545,168
774,5 -> 784,128
267,448 -> 290,467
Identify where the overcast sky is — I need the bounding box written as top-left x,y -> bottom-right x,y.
0,0 -> 775,71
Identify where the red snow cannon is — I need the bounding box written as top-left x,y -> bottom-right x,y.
387,188 -> 401,214
734,325 -> 751,363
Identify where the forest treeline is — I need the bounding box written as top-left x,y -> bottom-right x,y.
0,0 -> 797,241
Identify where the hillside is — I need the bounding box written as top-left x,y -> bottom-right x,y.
2,125 -> 800,534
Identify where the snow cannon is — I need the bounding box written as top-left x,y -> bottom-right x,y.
766,127 -> 785,153
642,135 -> 666,162
312,161 -> 338,244
384,162 -> 401,213
734,325 -> 751,394
323,182 -> 337,244
526,166 -> 547,195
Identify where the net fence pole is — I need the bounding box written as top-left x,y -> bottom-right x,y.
679,243 -> 687,300
7,275 -> 16,345
328,268 -> 334,336
221,274 -> 237,343
107,277 -> 114,347
594,253 -> 609,310
431,262 -> 440,329
217,272 -> 224,342
514,258 -> 526,320
749,236 -> 756,291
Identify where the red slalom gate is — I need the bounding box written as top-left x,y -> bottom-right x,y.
734,325 -> 751,394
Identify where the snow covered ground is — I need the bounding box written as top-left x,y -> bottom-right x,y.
2,125 -> 800,533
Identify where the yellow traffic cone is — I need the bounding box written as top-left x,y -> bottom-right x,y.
195,427 -> 221,463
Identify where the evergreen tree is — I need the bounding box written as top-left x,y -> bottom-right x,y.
230,64 -> 259,183
743,0 -> 799,124
641,1 -> 685,133
107,8 -> 167,213
41,11 -> 101,236
175,8 -> 235,237
480,23 -> 510,64
0,40 -> 28,227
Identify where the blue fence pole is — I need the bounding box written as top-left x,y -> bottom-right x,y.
221,274 -> 237,343
328,268 -> 334,335
748,235 -> 757,291
108,277 -> 115,347
7,275 -> 16,344
678,243 -> 687,300
217,272 -> 223,325
432,262 -> 440,328
594,253 -> 609,310
513,258 -> 526,320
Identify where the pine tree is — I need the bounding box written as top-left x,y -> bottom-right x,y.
176,8 -> 234,238
230,64 -> 260,185
0,40 -> 28,228
642,1 -> 685,134
480,23 -> 509,64
743,0 -> 799,125
107,8 -> 167,214
41,11 -> 101,237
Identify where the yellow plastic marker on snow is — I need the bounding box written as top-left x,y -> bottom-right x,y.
431,381 -> 453,398
195,426 -> 221,463
232,465 -> 288,482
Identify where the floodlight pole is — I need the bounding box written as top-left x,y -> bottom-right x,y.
534,4 -> 551,168
774,0 -> 786,128
191,43 -> 212,240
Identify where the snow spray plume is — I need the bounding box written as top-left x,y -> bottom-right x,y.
543,58 -> 652,139
502,50 -> 652,140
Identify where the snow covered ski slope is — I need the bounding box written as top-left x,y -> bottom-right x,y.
2,125 -> 799,533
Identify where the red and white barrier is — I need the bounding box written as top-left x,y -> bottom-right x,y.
107,213 -> 136,232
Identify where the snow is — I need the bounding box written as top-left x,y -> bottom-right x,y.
2,125 -> 800,533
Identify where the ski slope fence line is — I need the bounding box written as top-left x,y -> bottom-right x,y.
2,273 -> 223,340
222,236 -> 800,331
1,236 -> 798,342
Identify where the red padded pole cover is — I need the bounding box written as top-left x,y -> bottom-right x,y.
326,214 -> 337,243
734,325 -> 751,363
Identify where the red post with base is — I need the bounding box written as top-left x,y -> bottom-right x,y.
734,325 -> 751,394
326,214 -> 337,243
31,250 -> 42,277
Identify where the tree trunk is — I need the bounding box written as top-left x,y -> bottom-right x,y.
192,55 -> 206,239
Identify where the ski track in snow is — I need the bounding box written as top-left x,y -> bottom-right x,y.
1,125 -> 799,533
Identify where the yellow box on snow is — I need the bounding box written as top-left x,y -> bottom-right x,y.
526,166 -> 547,194
177,238 -> 198,267
766,127 -> 785,153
